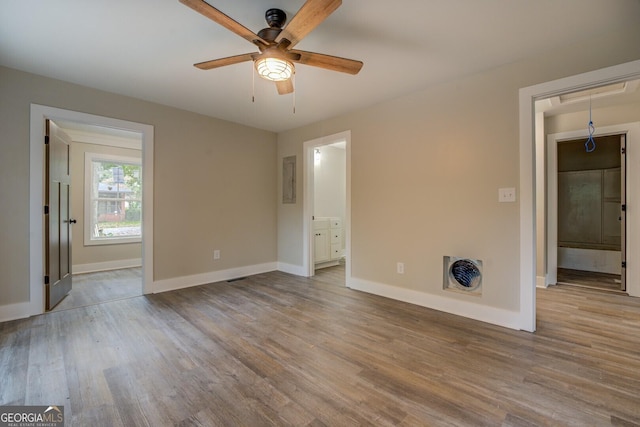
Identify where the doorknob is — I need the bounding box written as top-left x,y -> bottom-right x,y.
69,219 -> 77,224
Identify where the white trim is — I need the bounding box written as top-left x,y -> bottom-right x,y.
546,123 -> 640,296
349,277 -> 522,330
536,276 -> 548,288
153,263 -> 278,293
302,130 -> 352,280
73,258 -> 142,275
303,142 -> 314,277
63,128 -> 142,150
545,131 -> 559,286
28,104 -> 154,318
0,302 -> 33,323
519,59 -> 640,332
277,262 -> 307,276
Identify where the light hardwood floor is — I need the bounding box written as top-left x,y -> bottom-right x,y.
51,268 -> 142,312
2,266 -> 639,426
557,268 -> 624,293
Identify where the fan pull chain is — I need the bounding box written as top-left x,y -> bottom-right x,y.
292,73 -> 296,114
585,95 -> 596,153
252,65 -> 256,103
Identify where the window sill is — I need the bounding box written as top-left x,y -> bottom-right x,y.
84,236 -> 142,246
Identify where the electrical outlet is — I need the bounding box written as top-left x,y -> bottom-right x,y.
214,250 -> 220,260
499,187 -> 516,203
397,262 -> 405,274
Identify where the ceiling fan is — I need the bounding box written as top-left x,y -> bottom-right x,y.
179,0 -> 363,95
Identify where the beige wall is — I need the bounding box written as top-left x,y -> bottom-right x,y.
1,25 -> 638,320
314,145 -> 346,221
70,141 -> 142,269
277,27 -> 640,312
0,65 -> 277,307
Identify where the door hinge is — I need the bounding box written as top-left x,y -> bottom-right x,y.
621,204 -> 627,212
44,205 -> 49,215
44,275 -> 49,284
44,135 -> 50,145
622,261 -> 627,269
621,147 -> 626,155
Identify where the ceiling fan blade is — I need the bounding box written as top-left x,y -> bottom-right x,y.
276,0 -> 342,48
194,53 -> 255,70
179,0 -> 267,45
290,50 -> 363,74
276,79 -> 294,95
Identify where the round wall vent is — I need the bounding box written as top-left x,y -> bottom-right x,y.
450,260 -> 481,290
443,256 -> 483,294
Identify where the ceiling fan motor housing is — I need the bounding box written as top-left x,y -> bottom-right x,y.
265,8 -> 286,28
259,9 -> 287,42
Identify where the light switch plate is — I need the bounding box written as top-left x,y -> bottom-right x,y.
499,187 -> 516,202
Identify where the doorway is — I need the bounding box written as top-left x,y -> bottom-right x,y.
519,59 -> 640,332
29,105 -> 154,316
303,131 -> 351,281
49,120 -> 145,311
312,143 -> 347,273
551,134 -> 626,292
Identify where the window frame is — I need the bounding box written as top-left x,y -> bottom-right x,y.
84,152 -> 142,246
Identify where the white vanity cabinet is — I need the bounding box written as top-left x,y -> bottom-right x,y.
313,218 -> 331,263
314,217 -> 343,267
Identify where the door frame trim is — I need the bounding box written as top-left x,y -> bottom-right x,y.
29,104 -> 154,316
519,59 -> 640,332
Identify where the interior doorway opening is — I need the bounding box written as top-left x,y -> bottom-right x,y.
541,120 -> 637,298
29,105 -> 154,316
552,134 -> 626,293
49,120 -> 145,311
312,143 -> 347,273
302,131 -> 351,282
519,59 -> 640,332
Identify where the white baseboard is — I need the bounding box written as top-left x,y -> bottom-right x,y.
0,262 -> 277,323
2,265 -> 524,330
536,276 -> 548,288
73,258 -> 142,274
277,262 -> 307,276
153,262 -> 278,293
315,260 -> 339,270
0,301 -> 34,323
348,277 -> 523,331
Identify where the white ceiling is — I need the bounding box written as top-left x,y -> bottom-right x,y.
1,0 -> 639,133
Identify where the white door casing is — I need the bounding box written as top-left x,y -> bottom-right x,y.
519,59 -> 640,332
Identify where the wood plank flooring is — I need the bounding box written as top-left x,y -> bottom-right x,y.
51,268 -> 142,312
557,268 -> 624,293
2,266 -> 640,426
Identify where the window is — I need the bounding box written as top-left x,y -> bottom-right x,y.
85,153 -> 142,245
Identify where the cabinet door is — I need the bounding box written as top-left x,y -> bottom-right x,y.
314,229 -> 330,263
330,243 -> 342,260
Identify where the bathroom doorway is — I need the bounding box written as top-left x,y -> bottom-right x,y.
302,131 -> 351,281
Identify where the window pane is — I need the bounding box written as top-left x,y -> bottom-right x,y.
90,159 -> 142,240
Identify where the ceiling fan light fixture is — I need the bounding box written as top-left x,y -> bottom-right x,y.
255,57 -> 294,82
